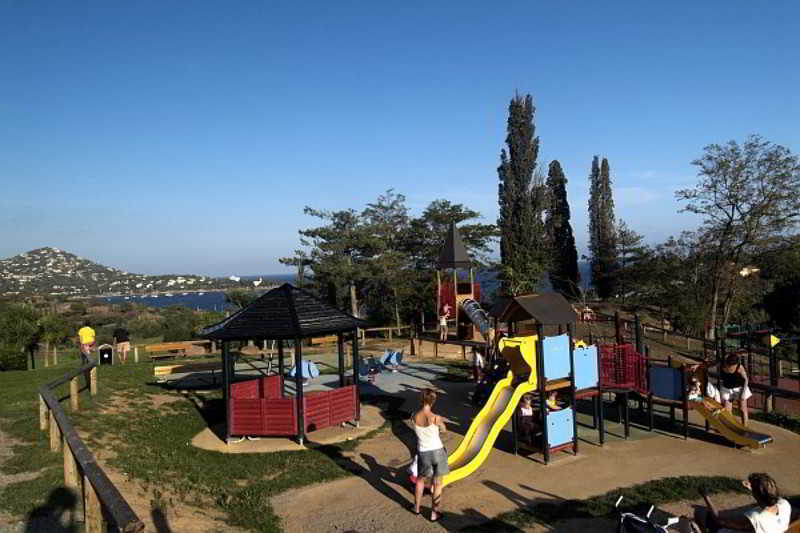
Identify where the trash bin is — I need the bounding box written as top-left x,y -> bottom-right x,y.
98,344 -> 113,365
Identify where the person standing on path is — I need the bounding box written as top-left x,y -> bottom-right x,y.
412,389 -> 448,522
113,325 -> 131,364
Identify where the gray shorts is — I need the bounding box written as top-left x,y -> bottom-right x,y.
418,448 -> 449,478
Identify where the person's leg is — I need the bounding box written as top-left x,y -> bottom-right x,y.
431,477 -> 442,521
414,477 -> 425,513
740,397 -> 748,426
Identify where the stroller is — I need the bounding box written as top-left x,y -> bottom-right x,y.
616,496 -> 679,533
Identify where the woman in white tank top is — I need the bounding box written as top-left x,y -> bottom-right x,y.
412,388 -> 449,521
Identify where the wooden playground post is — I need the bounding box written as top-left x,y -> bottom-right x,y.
615,312 -> 622,345
134,345 -> 139,363
69,377 -> 79,411
634,314 -> 642,353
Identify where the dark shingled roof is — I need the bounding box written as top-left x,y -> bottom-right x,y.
202,283 -> 369,341
487,297 -> 512,318
499,292 -> 577,325
437,222 -> 472,269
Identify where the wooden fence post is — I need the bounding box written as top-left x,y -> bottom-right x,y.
70,377 -> 79,411
39,395 -> 48,431
83,474 -> 103,533
90,367 -> 97,396
389,328 -> 393,343
49,411 -> 61,452
63,438 -> 79,492
134,346 -> 139,363
44,350 -> 49,367
687,336 -> 690,350
53,346 -> 58,365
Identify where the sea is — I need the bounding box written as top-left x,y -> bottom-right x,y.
96,265 -> 591,312
97,274 -> 295,311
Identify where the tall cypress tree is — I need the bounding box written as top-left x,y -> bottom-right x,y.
546,160 -> 580,298
588,157 -> 618,298
498,94 -> 547,295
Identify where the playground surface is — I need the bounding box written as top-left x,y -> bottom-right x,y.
270,361 -> 800,533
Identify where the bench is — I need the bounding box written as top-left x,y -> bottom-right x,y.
145,342 -> 193,361
310,335 -> 338,345
153,362 -> 223,384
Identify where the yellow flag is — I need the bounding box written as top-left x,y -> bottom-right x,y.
769,334 -> 781,348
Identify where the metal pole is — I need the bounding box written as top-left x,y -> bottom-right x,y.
295,338 -> 305,445
222,342 -> 232,442
353,330 -> 361,424
337,333 -> 345,388
537,323 -> 549,464
615,311 -> 622,345
568,323 -> 578,455
278,341 -> 285,397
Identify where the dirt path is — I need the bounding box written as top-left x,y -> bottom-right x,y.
272,417 -> 800,532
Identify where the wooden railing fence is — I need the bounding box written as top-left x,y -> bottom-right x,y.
37,357 -> 144,532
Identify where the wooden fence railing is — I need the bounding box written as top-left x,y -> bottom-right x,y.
37,357 -> 144,532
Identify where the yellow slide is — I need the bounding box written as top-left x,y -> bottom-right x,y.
442,336 -> 538,487
690,397 -> 772,449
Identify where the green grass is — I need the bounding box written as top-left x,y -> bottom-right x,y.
464,476 -> 749,532
0,362 -> 415,532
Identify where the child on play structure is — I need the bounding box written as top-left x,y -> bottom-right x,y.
517,394 -> 536,446
546,391 -> 562,411
439,306 -> 450,341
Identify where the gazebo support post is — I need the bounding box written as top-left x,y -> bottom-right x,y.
223,342 -> 232,443
294,339 -> 305,446
277,341 -> 285,398
337,333 -> 345,387
352,329 -> 361,427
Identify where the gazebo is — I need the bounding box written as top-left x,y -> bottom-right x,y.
202,283 -> 369,445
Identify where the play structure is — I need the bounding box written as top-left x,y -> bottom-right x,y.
597,343 -> 773,449
435,222 -> 492,342
202,283 -> 368,444
442,292 -> 590,486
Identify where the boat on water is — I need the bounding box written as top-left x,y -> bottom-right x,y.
164,293 -> 174,297
198,292 -> 205,295
182,292 -> 189,296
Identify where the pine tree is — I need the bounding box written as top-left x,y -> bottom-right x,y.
615,219 -> 647,303
588,156 -> 618,298
545,160 -> 580,298
497,94 -> 547,295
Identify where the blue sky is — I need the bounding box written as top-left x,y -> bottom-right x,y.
2,2 -> 798,276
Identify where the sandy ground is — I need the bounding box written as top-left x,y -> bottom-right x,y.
271,381 -> 800,533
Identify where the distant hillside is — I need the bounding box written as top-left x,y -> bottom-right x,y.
0,247 -> 238,297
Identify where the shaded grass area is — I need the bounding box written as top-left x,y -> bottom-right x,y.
0,363 -> 402,532
752,411 -> 800,434
464,476 -> 749,532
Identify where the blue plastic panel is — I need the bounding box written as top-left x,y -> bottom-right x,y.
542,334 -> 571,380
547,407 -> 575,448
649,366 -> 683,401
574,345 -> 598,390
